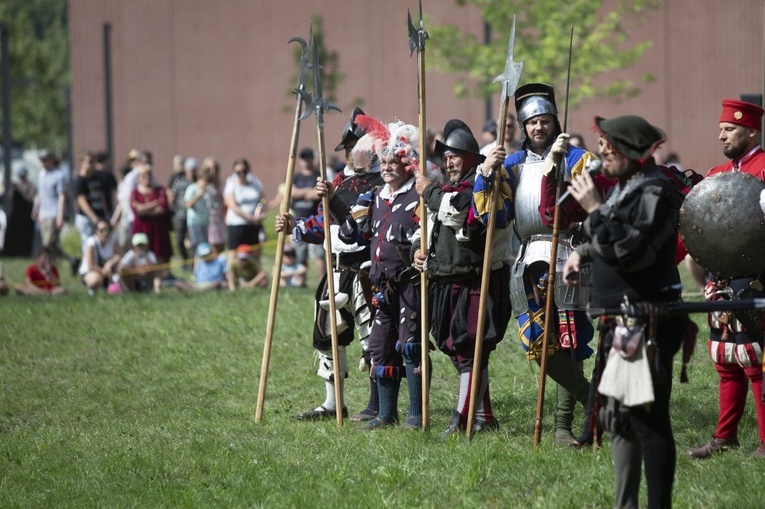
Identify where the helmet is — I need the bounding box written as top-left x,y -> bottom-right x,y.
334,107 -> 365,152
514,83 -> 560,148
515,83 -> 558,123
433,119 -> 486,167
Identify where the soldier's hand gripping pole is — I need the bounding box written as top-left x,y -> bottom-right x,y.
255,34 -> 310,423
534,26 -> 574,447
466,15 -> 524,440
408,0 -> 431,430
298,35 -> 344,427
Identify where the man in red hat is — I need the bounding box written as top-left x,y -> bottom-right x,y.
688,99 -> 765,459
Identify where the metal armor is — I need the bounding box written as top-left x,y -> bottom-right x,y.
510,159 -> 591,314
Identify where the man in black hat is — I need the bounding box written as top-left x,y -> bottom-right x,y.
413,119 -> 512,435
275,108 -> 384,423
563,114 -> 686,509
504,82 -> 608,446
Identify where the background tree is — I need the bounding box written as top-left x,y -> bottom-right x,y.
0,0 -> 69,153
427,0 -> 661,109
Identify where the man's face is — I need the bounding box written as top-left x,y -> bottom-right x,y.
524,114 -> 556,153
297,158 -> 312,174
80,155 -> 94,174
344,140 -> 357,171
40,157 -> 54,170
504,117 -> 517,142
597,137 -> 632,179
719,122 -> 757,160
380,155 -> 409,190
442,152 -> 471,184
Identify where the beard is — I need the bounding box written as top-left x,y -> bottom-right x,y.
530,132 -> 554,154
723,143 -> 747,160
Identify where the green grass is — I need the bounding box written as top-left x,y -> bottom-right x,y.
0,248 -> 762,508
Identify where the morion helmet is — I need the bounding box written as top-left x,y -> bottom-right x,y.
433,119 -> 486,168
514,83 -> 561,148
334,107 -> 366,152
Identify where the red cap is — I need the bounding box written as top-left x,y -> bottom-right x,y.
719,99 -> 764,130
236,244 -> 252,259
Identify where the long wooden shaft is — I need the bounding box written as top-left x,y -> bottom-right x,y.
534,26 -> 574,446
417,44 -> 431,430
533,175 -> 566,447
255,92 -> 303,423
465,95 -> 510,440
315,118 -> 343,427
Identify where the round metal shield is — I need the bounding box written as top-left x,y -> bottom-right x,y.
679,171 -> 765,278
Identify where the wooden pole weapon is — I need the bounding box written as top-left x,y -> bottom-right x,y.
298,36 -> 344,427
407,0 -> 431,429
255,34 -> 310,423
465,15 -> 524,440
533,26 -> 574,447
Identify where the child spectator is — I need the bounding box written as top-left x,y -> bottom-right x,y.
14,247 -> 66,296
79,219 -> 121,295
227,243 -> 267,290
118,232 -> 163,293
190,242 -> 227,291
279,243 -> 307,288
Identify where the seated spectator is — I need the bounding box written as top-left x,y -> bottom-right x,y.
227,243 -> 267,290
190,242 -> 227,291
118,232 -> 163,293
14,247 -> 66,296
79,219 -> 121,295
280,243 -> 307,288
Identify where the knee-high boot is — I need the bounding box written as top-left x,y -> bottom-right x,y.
404,356 -> 425,428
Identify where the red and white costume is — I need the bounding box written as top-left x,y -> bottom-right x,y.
705,100 -> 765,447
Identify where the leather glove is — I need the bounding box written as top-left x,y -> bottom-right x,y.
539,133 -> 570,177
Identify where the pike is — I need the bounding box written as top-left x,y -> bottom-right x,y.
297,36 -> 345,427
466,15 -> 524,440
534,26 -> 574,447
407,0 -> 431,430
255,32 -> 311,424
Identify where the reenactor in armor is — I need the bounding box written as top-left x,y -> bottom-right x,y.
502,83 -> 613,445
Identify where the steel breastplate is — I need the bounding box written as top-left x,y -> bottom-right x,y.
514,160 -> 552,239
509,234 -> 591,315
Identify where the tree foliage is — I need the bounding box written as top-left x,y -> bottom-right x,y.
427,0 -> 662,108
0,0 -> 69,152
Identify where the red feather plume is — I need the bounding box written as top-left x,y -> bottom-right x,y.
354,114 -> 390,151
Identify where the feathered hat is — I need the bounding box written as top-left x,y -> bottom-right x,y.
352,115 -> 420,173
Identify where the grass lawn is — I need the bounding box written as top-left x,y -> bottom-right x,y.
0,241 -> 762,508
